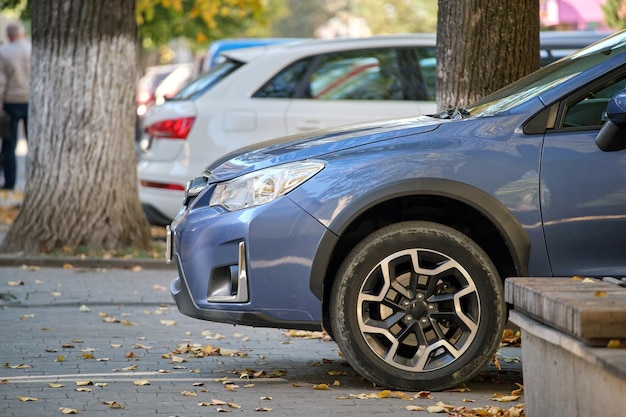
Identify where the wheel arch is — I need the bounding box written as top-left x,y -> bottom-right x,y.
311,178 -> 530,335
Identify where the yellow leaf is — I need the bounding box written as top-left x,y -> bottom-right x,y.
7,280 -> 24,286
312,383 -> 330,390
58,407 -> 79,414
228,402 -> 242,409
332,380 -> 341,387
607,339 -> 625,348
81,353 -> 95,359
79,304 -> 91,312
426,405 -> 446,413
491,393 -> 521,402
133,379 -> 150,386
48,383 -> 64,388
406,405 -> 424,411
55,355 -> 66,362
377,390 -> 392,398
160,320 -> 177,326
62,263 -> 73,270
75,380 -> 93,386
18,396 -> 39,401
104,401 -> 124,409
181,390 -> 197,396
594,290 -> 608,297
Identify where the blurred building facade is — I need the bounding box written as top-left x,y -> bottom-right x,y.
541,0 -> 608,30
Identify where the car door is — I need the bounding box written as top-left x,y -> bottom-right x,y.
540,70 -> 626,276
284,47 -> 437,133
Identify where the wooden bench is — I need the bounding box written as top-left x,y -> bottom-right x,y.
505,277 -> 626,417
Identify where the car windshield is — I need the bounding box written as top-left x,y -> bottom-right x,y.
468,31 -> 626,116
172,58 -> 243,101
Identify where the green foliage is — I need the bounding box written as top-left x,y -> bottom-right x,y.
603,0 -> 626,30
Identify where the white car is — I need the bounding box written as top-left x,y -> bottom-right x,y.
138,32 -> 610,225
138,34 -> 438,225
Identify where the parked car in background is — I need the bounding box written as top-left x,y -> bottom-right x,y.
139,34 -> 438,225
136,63 -> 194,145
138,31 -> 611,225
166,30 -> 626,391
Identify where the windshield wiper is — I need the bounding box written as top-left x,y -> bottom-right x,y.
433,107 -> 471,119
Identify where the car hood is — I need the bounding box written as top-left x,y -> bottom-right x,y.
205,116 -> 444,183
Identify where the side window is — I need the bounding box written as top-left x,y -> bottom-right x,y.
253,57 -> 314,98
563,74 -> 626,128
309,48 -> 403,100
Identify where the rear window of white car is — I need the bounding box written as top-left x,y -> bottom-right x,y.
173,59 -> 243,100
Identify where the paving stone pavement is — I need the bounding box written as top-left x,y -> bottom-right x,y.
1,266 -> 524,416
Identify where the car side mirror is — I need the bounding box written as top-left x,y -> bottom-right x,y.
596,90 -> 626,151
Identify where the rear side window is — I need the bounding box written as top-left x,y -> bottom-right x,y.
173,59 -> 243,100
253,47 -> 436,101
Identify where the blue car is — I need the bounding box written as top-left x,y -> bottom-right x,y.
167,30 -> 626,391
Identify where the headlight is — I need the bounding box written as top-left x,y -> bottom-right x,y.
210,160 -> 325,211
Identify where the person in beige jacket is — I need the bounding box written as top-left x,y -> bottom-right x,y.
0,21 -> 30,190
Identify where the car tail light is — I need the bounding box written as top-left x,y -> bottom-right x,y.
145,117 -> 195,139
140,180 -> 186,191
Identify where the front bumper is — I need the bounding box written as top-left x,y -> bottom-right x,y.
170,253 -> 321,330
169,194 -> 332,330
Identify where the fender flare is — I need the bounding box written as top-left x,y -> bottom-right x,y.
310,178 -> 530,299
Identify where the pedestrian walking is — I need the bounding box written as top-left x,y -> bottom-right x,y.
0,21 -> 30,191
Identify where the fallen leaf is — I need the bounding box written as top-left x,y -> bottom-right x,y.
19,314 -> 35,320
95,383 -> 108,387
55,355 -> 66,362
594,290 -> 608,297
103,401 -> 124,409
7,280 -> 24,286
58,407 -> 79,414
18,396 -> 39,401
75,381 -> 93,386
406,405 -> 424,411
312,383 -> 330,390
110,343 -> 122,348
75,387 -> 92,392
181,391 -> 197,396
153,284 -> 167,291
133,379 -> 150,386
160,320 -> 177,326
79,304 -> 91,312
260,396 -> 272,400
414,391 -> 433,399
48,383 -> 64,388
490,393 -> 521,402
377,390 -> 392,398
113,364 -> 138,372
81,353 -> 95,359
255,407 -> 273,412
332,380 -> 341,387
133,343 -> 153,350
607,339 -> 625,348
62,263 -> 73,270
9,364 -> 32,369
462,398 -> 476,403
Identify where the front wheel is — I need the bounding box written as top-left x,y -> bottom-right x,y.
330,221 -> 505,391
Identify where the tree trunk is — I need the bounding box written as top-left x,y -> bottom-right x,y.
436,0 -> 540,111
1,0 -> 152,254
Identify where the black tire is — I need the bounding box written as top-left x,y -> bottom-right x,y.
329,221 -> 506,391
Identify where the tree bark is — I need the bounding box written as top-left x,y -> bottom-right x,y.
1,0 -> 152,254
436,0 -> 540,111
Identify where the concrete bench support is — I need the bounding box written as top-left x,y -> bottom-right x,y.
505,278 -> 626,417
